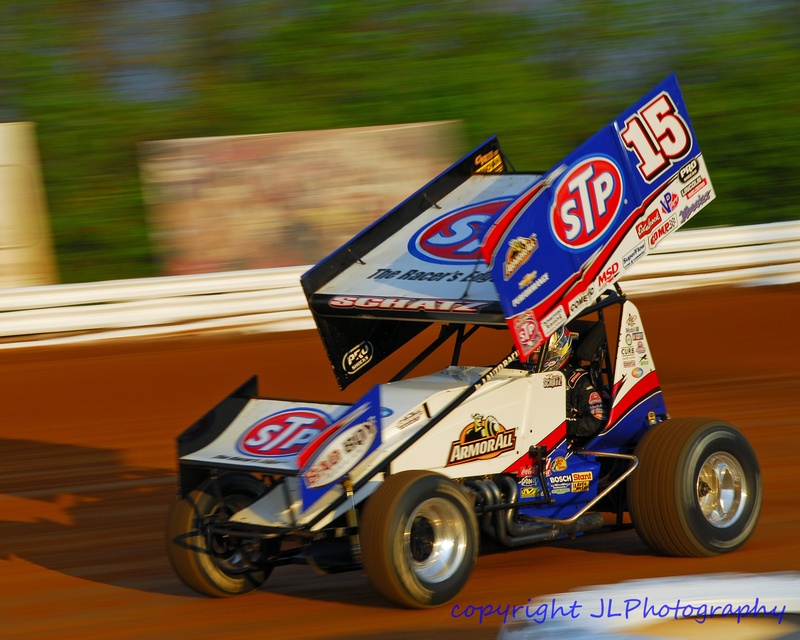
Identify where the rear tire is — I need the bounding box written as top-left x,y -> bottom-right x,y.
166,473 -> 273,596
360,470 -> 478,608
628,418 -> 762,557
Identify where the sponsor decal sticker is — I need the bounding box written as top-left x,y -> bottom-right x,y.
521,487 -> 542,498
632,367 -> 644,378
396,408 -> 424,430
303,417 -> 378,489
474,149 -> 504,174
543,374 -> 563,389
238,408 -> 330,458
648,215 -> 678,249
329,296 -> 487,313
568,286 -> 596,315
659,191 -> 679,214
513,312 -> 542,351
551,456 -> 567,472
571,480 -> 590,492
512,271 -> 550,307
409,199 -> 512,264
541,306 -> 568,335
622,241 -> 646,270
504,235 -> 538,280
635,209 -> 663,239
597,261 -> 620,289
447,414 -> 517,466
679,158 -> 700,183
342,341 -> 373,375
550,156 -> 624,250
679,189 -> 712,222
681,175 -> 707,199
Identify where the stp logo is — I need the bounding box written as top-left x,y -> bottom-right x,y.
409,198 -> 512,264
238,408 -> 330,458
550,156 -> 624,250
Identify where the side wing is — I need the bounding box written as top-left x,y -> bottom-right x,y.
301,137 -> 541,388
481,74 -> 714,359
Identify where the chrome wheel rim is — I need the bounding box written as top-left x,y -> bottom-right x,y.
404,497 -> 467,584
696,452 -> 746,528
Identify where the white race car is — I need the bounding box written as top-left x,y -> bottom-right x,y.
165,75 -> 762,608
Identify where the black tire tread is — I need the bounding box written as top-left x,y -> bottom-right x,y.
360,470 -> 477,608
165,474 -> 269,597
629,417 -> 761,557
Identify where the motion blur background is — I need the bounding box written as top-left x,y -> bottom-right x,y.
1,0 -> 798,285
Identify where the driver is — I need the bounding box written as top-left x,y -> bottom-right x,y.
532,327 -> 608,442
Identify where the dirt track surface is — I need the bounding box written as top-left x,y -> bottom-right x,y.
2,285 -> 798,639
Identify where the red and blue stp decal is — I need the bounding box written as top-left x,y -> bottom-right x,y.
409,198 -> 513,264
482,75 -> 714,359
237,408 -> 332,458
298,386 -> 383,511
549,155 -> 624,251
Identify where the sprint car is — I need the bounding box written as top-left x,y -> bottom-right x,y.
166,76 -> 762,608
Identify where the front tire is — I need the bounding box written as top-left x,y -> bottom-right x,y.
628,418 -> 762,557
360,470 -> 478,608
166,473 -> 273,596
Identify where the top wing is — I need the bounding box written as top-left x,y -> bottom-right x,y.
301,75 -> 715,387
481,74 -> 714,359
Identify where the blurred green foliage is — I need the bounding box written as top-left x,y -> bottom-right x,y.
1,0 -> 798,282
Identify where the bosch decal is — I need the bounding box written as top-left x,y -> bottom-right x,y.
409,199 -> 512,264
238,409 -> 330,458
550,156 -> 624,250
447,414 -> 516,466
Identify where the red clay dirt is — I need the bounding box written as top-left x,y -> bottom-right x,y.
1,285 -> 798,639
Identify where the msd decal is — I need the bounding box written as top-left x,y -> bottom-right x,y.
238,408 -> 330,458
550,156 -> 624,250
409,199 -> 512,264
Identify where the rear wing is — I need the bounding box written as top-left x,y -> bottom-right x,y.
302,74 -> 714,387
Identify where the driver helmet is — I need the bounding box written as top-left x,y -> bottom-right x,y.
539,327 -> 573,372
